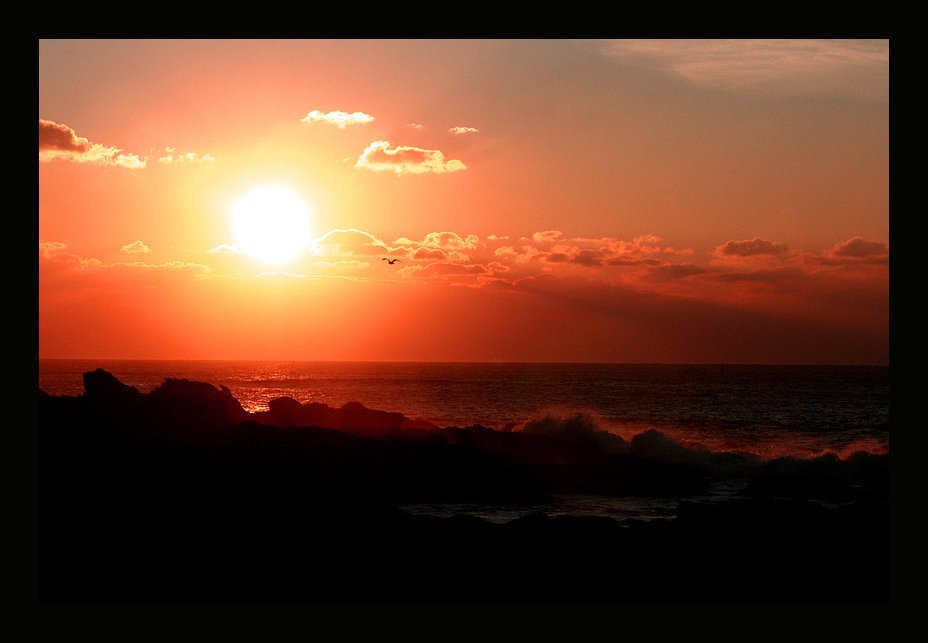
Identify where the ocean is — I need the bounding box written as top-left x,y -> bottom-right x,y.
39,359 -> 890,523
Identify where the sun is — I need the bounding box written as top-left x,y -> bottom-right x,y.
232,185 -> 313,263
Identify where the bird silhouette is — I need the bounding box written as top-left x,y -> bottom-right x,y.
382,258 -> 402,264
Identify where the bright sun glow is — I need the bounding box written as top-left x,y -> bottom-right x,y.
232,186 -> 313,263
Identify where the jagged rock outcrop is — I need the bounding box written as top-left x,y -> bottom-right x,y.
39,369 -> 250,432
257,396 -> 436,434
83,368 -> 142,403
146,377 -> 250,428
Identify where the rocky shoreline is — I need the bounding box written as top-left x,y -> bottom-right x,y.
36,370 -> 891,604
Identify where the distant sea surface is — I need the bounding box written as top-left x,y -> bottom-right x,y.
39,359 -> 889,455
39,360 -> 889,523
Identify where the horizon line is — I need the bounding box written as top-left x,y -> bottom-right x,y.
38,357 -> 889,367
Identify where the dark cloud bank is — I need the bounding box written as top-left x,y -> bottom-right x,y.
33,370 -> 892,615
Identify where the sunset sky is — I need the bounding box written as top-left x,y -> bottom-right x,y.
39,39 -> 890,364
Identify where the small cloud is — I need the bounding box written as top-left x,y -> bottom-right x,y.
355,140 -> 466,175
809,237 -> 889,266
829,237 -> 888,259
420,231 -> 480,250
449,126 -> 478,135
157,147 -> 215,164
311,228 -> 390,257
532,230 -> 563,243
300,110 -> 374,129
715,237 -> 790,257
208,243 -> 244,255
121,240 -> 152,255
39,241 -> 69,257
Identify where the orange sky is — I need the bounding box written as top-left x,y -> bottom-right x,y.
39,39 -> 889,364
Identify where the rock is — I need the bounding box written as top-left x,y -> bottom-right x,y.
146,377 -> 250,428
82,368 -> 142,403
261,396 -> 437,434
739,471 -> 860,500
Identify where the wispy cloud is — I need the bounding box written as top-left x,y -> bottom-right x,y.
601,39 -> 889,99
39,119 -> 214,169
156,148 -> 215,164
311,228 -> 391,257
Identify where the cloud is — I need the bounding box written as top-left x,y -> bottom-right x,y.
500,233 -> 675,268
572,249 -> 607,267
389,231 -> 481,264
39,119 -> 91,153
39,242 -> 107,277
806,237 -> 889,266
494,244 -> 545,264
448,126 -> 478,135
39,241 -> 69,256
397,260 -> 491,283
40,241 -> 208,281
355,140 -> 466,175
39,119 -> 146,169
311,229 -> 390,257
715,237 -> 790,257
300,110 -> 374,128
531,230 -> 563,244
39,119 -> 214,170
601,39 -> 889,100
156,148 -> 215,164
412,247 -> 447,261
829,237 -> 888,259
121,241 -> 152,255
208,243 -> 245,255
420,231 -> 480,251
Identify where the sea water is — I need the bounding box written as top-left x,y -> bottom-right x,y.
38,360 -> 889,522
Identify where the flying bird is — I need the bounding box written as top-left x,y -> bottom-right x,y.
382,258 -> 402,264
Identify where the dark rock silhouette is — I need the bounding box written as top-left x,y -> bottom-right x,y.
257,396 -> 437,435
147,376 -> 251,428
35,369 -> 891,606
83,367 -> 142,402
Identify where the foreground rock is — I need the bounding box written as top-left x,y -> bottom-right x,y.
35,370 -> 890,605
